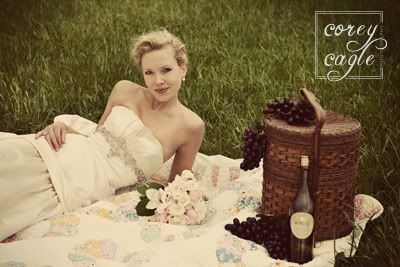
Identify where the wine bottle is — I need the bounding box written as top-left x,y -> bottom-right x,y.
289,155 -> 314,264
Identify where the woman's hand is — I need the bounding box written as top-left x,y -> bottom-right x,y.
35,122 -> 70,151
149,175 -> 168,186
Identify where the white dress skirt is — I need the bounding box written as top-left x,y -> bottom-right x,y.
0,134 -> 64,241
0,106 -> 164,241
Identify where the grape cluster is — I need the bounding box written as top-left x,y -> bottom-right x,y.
224,214 -> 290,260
263,97 -> 315,125
239,124 -> 265,171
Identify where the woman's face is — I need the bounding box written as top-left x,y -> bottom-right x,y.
141,45 -> 187,102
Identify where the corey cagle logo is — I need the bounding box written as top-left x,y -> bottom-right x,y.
315,11 -> 388,82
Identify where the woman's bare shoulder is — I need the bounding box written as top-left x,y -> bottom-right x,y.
112,80 -> 146,95
110,80 -> 146,104
181,107 -> 205,133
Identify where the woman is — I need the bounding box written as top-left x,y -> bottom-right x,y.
0,29 -> 205,241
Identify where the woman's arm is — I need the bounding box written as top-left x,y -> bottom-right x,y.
35,80 -> 140,151
169,120 -> 205,181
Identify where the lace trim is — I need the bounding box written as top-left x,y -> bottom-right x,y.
96,126 -> 147,185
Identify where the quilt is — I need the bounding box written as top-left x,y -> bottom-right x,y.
0,153 -> 383,267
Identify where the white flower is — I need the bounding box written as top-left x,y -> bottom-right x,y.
155,201 -> 169,215
181,170 -> 195,180
145,188 -> 160,209
172,176 -> 186,190
168,215 -> 188,225
172,174 -> 185,185
146,188 -> 166,213
143,170 -> 208,225
192,201 -> 207,223
171,191 -> 190,207
184,180 -> 199,191
169,203 -> 186,216
167,178 -> 185,193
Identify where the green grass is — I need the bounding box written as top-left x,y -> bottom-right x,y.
0,0 -> 399,265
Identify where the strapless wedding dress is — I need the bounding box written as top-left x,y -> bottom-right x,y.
0,105 -> 164,240
29,105 -> 164,211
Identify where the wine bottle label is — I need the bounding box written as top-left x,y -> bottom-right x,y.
290,212 -> 314,239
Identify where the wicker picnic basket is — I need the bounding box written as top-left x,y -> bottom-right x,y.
261,88 -> 361,242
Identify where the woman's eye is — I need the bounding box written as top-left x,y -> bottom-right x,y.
163,68 -> 172,73
144,71 -> 152,75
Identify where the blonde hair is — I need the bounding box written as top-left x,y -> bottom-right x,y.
131,29 -> 188,67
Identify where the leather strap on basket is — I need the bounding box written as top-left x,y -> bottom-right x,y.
300,88 -> 326,241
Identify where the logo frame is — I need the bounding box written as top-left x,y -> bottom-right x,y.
314,11 -> 384,81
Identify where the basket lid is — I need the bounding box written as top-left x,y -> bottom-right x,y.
266,112 -> 361,136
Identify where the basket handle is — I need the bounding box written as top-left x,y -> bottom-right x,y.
300,88 -> 326,240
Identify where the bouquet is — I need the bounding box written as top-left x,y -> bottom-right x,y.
135,170 -> 209,225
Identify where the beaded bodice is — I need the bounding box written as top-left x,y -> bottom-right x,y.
90,105 -> 164,191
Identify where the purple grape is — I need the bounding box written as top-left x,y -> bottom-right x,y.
240,124 -> 265,171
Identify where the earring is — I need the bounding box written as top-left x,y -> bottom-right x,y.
182,77 -> 186,82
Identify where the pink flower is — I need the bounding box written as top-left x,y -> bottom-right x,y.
189,190 -> 202,202
158,210 -> 169,223
143,170 -> 208,225
186,208 -> 198,219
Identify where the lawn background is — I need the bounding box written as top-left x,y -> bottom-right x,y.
0,0 -> 399,266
